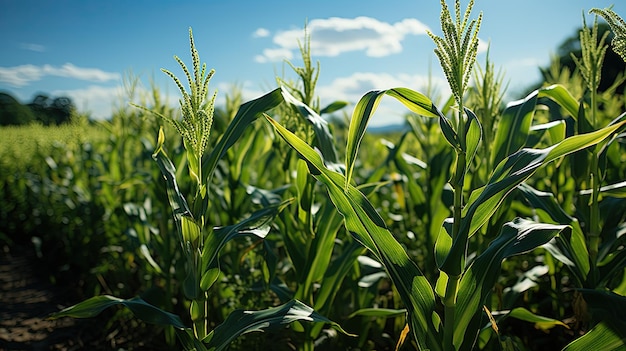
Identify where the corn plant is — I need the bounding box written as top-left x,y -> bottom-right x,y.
264,1 -> 626,350
519,9 -> 626,349
50,28 -> 351,350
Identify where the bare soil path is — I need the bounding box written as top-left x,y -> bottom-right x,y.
0,245 -> 96,351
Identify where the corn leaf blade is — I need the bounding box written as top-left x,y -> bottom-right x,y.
453,219 -> 568,349
267,115 -> 442,351
491,90 -> 538,167
345,88 -> 441,188
49,295 -> 186,329
204,300 -> 350,351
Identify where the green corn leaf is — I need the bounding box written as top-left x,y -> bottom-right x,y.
201,199 -> 292,272
280,87 -> 340,165
491,90 -> 538,167
537,84 -> 580,119
49,295 -> 186,329
202,87 -> 284,186
563,290 -> 626,350
598,249 -> 626,289
563,320 -> 626,351
153,127 -> 193,238
519,183 -> 591,285
439,119 -> 626,276
314,242 -> 367,313
463,107 -> 482,174
453,218 -> 568,350
345,88 -> 441,188
177,329 -> 209,351
527,120 -> 567,147
306,200 -> 344,286
204,300 -> 352,351
348,308 -> 407,319
320,100 -> 349,115
266,115 -> 442,351
581,180 -> 626,198
505,307 -> 569,331
439,113 -> 461,150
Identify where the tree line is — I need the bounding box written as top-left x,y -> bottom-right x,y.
0,92 -> 75,126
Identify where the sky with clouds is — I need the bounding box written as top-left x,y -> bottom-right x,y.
1,0 -> 625,126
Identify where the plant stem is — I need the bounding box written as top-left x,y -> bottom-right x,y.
443,273 -> 460,350
588,88 -> 601,275
444,102 -> 466,351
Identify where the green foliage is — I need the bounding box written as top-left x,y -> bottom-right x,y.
3,3 -> 626,351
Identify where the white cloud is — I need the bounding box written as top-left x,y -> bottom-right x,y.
256,17 -> 430,63
20,43 -> 46,52
254,48 -> 294,63
253,28 -> 270,38
0,63 -> 121,87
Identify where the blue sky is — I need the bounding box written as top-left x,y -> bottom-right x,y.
1,0 -> 625,126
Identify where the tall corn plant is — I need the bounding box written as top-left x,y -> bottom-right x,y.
521,9 -> 626,349
265,1 -> 626,349
50,28 -> 349,350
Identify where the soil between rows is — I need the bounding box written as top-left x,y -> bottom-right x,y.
0,244 -> 124,351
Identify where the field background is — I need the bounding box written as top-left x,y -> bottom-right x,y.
2,12 -> 626,351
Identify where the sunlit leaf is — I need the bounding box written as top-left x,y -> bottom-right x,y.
348,308 -> 407,318
266,115 -> 442,351
320,100 -> 349,115
491,90 -> 538,167
202,87 -> 284,185
204,300 -> 352,351
506,307 -> 569,331
453,218 -> 568,350
345,88 -> 441,188
280,87 -> 340,165
538,84 -> 580,119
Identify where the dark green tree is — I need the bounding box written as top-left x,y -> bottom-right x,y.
0,92 -> 35,126
28,93 -> 75,125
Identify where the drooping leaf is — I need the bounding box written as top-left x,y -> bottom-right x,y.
440,119 -> 626,276
49,295 -> 186,329
518,183 -> 591,285
537,84 -> 580,119
563,289 -> 626,350
505,307 -> 569,331
453,219 -> 568,350
345,88 -> 441,188
563,320 -> 626,351
201,199 -> 292,272
204,300 -> 351,351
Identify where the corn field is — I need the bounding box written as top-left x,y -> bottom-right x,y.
2,2 -> 626,350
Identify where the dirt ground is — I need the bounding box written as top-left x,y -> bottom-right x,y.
0,245 -> 106,351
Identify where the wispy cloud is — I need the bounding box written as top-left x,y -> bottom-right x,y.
254,48 -> 294,64
0,63 -> 121,87
254,17 -> 430,63
20,43 -> 46,52
253,28 -> 270,38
